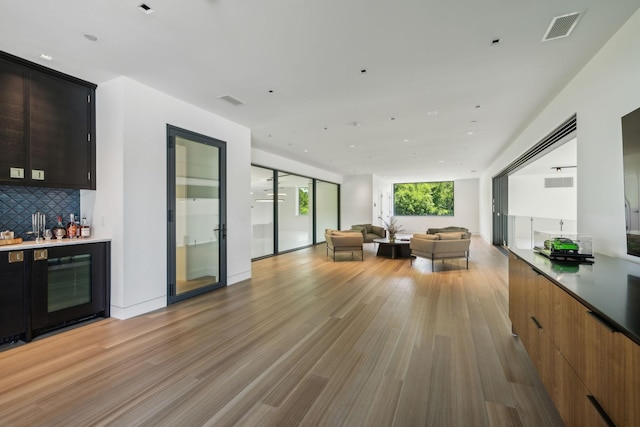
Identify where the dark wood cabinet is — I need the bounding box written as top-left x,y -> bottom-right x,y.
0,56 -> 27,182
0,51 -> 96,189
29,69 -> 94,188
0,250 -> 26,343
0,241 -> 109,343
30,242 -> 109,337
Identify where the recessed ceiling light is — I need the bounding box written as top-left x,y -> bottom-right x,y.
470,120 -> 477,123
323,127 -> 328,130
427,111 -> 438,116
390,117 -> 396,121
403,139 -> 409,142
268,90 -> 274,93
475,105 -> 481,109
467,131 -> 474,135
491,38 -> 501,45
471,170 -> 477,173
350,121 -> 360,127
39,53 -> 53,61
438,160 -> 445,164
360,69 -> 367,73
349,145 -> 355,148
304,149 -> 309,153
83,34 -> 98,42
138,3 -> 154,14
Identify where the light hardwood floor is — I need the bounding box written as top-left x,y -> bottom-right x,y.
0,237 -> 564,426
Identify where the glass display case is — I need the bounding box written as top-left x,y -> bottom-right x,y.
533,230 -> 593,262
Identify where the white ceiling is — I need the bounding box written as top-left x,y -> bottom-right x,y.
2,1 -> 639,183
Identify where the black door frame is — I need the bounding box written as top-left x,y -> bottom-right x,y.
491,114 -> 577,248
166,124 -> 227,304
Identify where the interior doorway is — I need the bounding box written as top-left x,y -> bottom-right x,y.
167,125 -> 227,304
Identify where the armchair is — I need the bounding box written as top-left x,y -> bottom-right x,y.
324,229 -> 364,261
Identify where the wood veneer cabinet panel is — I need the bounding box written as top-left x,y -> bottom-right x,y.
0,57 -> 27,181
29,68 -> 93,189
623,335 -> 640,426
534,274 -> 553,334
552,346 -> 609,427
510,255 -> 555,390
537,328 -> 557,403
551,284 -> 587,380
584,311 -> 634,426
508,254 -> 528,337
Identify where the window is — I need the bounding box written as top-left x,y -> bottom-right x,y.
298,187 -> 309,215
394,181 -> 454,216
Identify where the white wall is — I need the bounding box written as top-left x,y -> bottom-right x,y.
341,175 -> 374,228
373,175 -> 392,227
480,9 -> 640,260
509,173 -> 577,220
89,77 -> 252,319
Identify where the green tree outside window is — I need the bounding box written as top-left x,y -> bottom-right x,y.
394,182 -> 454,216
298,187 -> 309,215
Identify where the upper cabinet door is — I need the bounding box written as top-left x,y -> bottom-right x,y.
29,69 -> 94,189
0,51 -> 96,190
0,57 -> 27,181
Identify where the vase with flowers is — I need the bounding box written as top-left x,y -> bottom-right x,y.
379,216 -> 404,242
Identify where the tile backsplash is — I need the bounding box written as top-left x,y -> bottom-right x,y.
0,185 -> 80,240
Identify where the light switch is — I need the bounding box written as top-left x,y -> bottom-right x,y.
31,169 -> 45,180
10,167 -> 24,179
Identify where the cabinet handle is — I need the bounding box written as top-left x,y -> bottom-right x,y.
586,311 -> 618,333
8,251 -> 24,263
33,249 -> 48,261
31,169 -> 45,180
530,316 -> 543,329
587,395 -> 616,427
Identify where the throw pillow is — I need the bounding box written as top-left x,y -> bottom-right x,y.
437,232 -> 463,240
413,233 -> 439,240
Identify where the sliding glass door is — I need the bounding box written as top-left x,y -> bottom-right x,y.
251,166 -> 275,258
315,181 -> 339,242
167,125 -> 226,304
277,172 -> 314,252
250,164 -> 340,258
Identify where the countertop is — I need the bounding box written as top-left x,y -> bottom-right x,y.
0,236 -> 111,252
509,247 -> 640,346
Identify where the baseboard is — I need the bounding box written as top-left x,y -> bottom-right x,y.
110,296 -> 166,319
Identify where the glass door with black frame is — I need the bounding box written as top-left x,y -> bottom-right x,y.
167,126 -> 226,304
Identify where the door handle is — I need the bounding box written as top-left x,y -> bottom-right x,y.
214,224 -> 227,239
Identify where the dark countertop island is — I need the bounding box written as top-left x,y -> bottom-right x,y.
509,247 -> 640,346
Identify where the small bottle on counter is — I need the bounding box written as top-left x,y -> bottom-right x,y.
52,216 -> 66,240
81,216 -> 91,238
66,213 -> 77,238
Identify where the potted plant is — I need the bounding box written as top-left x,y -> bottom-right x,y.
379,216 -> 404,242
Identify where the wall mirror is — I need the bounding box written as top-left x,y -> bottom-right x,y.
622,106 -> 640,256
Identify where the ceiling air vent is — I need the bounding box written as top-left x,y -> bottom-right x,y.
218,94 -> 245,106
545,177 -> 574,188
542,12 -> 581,41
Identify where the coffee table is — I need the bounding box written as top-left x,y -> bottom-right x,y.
373,238 -> 411,259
